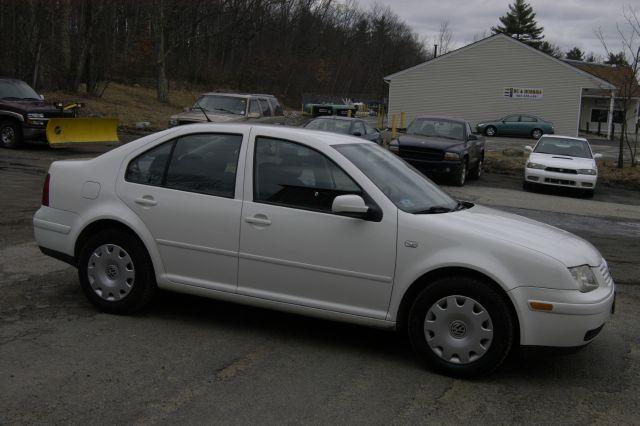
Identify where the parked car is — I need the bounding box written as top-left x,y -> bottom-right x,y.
304,116 -> 382,143
523,135 -> 602,197
476,114 -> 554,139
169,93 -> 284,127
389,116 -> 485,186
0,78 -> 73,148
34,124 -> 614,377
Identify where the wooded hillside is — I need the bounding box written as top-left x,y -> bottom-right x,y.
0,0 -> 428,104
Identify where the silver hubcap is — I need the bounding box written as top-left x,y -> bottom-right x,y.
533,130 -> 542,138
87,244 -> 135,301
486,128 -> 495,136
424,295 -> 493,364
459,163 -> 466,185
1,126 -> 15,144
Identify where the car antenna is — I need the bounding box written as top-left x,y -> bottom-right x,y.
197,106 -> 212,122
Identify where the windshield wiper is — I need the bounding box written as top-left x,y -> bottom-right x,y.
1,96 -> 22,100
414,205 -> 455,214
213,107 -> 241,115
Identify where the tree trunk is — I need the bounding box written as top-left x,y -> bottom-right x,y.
154,0 -> 169,103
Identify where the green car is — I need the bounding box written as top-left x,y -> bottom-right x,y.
476,114 -> 554,139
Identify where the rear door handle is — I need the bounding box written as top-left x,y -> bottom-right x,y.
244,215 -> 271,226
134,196 -> 157,207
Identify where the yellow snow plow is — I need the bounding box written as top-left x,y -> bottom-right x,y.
46,117 -> 119,146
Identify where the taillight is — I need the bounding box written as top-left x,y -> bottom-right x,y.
42,173 -> 50,206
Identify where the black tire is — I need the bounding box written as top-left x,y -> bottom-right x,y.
452,159 -> 468,186
469,156 -> 483,180
484,126 -> 497,137
0,119 -> 23,149
531,128 -> 543,139
78,229 -> 157,314
522,181 -> 534,191
582,189 -> 594,198
407,276 -> 515,378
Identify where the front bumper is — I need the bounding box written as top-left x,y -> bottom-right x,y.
21,124 -> 47,142
399,156 -> 462,175
509,283 -> 615,347
525,168 -> 597,189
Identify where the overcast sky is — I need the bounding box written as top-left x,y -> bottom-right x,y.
355,0 -> 634,58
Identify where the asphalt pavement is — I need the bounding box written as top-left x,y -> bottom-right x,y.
1,140 -> 639,424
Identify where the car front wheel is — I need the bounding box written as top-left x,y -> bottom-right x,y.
531,129 -> 543,139
469,157 -> 483,180
453,160 -> 467,186
78,229 -> 156,314
407,276 -> 515,377
484,126 -> 496,137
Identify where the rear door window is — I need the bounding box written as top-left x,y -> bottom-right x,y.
258,99 -> 272,117
520,115 -> 538,122
125,141 -> 173,185
249,100 -> 261,116
268,98 -> 284,116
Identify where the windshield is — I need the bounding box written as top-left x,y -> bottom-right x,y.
305,118 -> 352,134
334,143 -> 458,213
534,137 -> 592,158
0,80 -> 40,100
193,95 -> 247,115
407,118 -> 465,141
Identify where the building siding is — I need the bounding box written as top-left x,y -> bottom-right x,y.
387,35 -> 612,136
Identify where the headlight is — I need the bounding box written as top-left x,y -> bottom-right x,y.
577,169 -> 597,175
569,265 -> 598,293
388,141 -> 399,153
526,162 -> 546,169
168,118 -> 178,127
27,112 -> 44,118
443,152 -> 460,160
477,123 -> 485,127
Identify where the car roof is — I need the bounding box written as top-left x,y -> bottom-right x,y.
309,116 -> 360,122
539,135 -> 588,142
0,78 -> 27,84
170,123 -> 370,146
201,92 -> 277,99
414,115 -> 468,123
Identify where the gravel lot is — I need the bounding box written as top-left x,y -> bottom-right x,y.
1,139 -> 639,424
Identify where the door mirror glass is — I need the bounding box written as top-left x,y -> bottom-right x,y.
332,194 -> 369,218
593,153 -> 603,159
247,112 -> 260,119
352,131 -> 362,137
524,145 -> 533,152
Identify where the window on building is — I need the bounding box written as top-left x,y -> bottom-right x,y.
590,109 -> 623,124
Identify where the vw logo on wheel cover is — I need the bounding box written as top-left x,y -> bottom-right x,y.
449,320 -> 467,338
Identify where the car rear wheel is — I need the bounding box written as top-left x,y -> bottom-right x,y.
531,129 -> 543,139
78,229 -> 156,314
484,126 -> 496,137
0,120 -> 22,149
407,276 -> 515,377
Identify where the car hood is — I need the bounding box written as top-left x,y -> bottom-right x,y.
397,134 -> 465,150
0,100 -> 62,113
528,152 -> 595,169
170,110 -> 245,123
441,205 -> 601,267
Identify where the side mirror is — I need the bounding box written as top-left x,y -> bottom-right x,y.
332,194 -> 369,218
468,134 -> 478,141
524,146 -> 533,152
352,131 -> 362,137
594,153 -> 603,160
39,94 -> 45,100
247,112 -> 260,119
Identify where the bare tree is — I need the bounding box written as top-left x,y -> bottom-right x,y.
437,20 -> 454,54
596,6 -> 640,168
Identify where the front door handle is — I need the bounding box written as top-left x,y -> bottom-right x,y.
134,196 -> 157,207
244,215 -> 271,226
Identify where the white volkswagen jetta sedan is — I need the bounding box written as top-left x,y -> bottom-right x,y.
523,135 -> 602,197
34,124 -> 615,377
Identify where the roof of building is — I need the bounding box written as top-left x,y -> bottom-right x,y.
384,34 -> 616,91
563,60 -> 640,98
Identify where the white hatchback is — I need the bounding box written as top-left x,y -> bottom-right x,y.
523,135 -> 602,197
34,124 -> 615,377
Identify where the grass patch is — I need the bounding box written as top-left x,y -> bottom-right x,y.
485,150 -> 640,189
44,83 -> 203,131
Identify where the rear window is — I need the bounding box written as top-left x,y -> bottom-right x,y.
305,119 -> 352,134
268,98 -> 284,116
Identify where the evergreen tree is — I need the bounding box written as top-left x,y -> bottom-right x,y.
539,41 -> 563,58
492,0 -> 544,47
605,51 -> 628,66
566,47 -> 584,61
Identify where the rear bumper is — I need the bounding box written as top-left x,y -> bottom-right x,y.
525,168 -> 597,189
33,206 -> 79,259
509,284 -> 615,347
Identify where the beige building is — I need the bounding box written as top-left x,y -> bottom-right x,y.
385,34 -> 639,137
